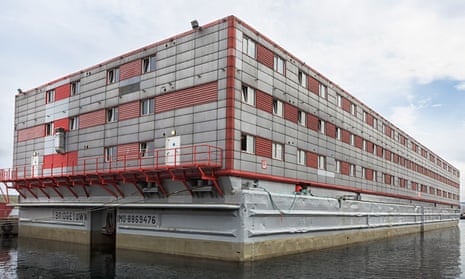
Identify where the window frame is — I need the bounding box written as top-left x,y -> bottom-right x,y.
240,134 -> 255,154
272,142 -> 283,160
106,107 -> 119,123
273,99 -> 283,117
107,68 -> 120,84
298,110 -> 306,126
242,36 -> 256,58
319,83 -> 327,99
70,80 -> 80,96
241,85 -> 256,106
297,149 -> 306,165
141,98 -> 154,115
104,146 -> 117,162
318,120 -> 325,134
46,89 -> 55,104
318,155 -> 326,170
274,55 -> 285,75
45,122 -> 54,136
69,116 -> 79,131
298,71 -> 307,87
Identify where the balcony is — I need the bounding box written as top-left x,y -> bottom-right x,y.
0,144 -> 223,199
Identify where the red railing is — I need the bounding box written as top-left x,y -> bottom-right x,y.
0,144 -> 223,182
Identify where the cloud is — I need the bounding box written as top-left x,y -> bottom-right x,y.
455,82 -> 465,91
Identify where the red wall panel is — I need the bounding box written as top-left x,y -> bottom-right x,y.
119,101 -> 140,121
155,82 -> 218,113
117,142 -> 140,159
120,59 -> 142,81
55,83 -> 70,101
284,103 -> 297,123
43,151 -> 78,169
79,109 -> 106,129
326,122 -> 336,138
366,141 -> 374,153
342,97 -> 351,113
306,151 -> 318,169
341,129 -> 350,144
307,114 -> 319,132
54,118 -> 69,132
17,125 -> 44,142
256,44 -> 274,69
340,161 -> 349,175
308,76 -> 319,95
355,135 -> 363,149
366,112 -> 374,126
256,90 -> 273,113
365,168 -> 373,180
255,136 -> 272,158
376,146 -> 383,157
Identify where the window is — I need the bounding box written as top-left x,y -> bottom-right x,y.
336,127 -> 341,140
70,80 -> 80,96
298,71 -> 307,87
273,99 -> 283,117
104,146 -> 117,162
319,84 -> 327,98
336,160 -> 341,173
318,120 -> 325,134
298,111 -> 306,126
46,90 -> 55,104
337,95 -> 342,107
141,98 -> 154,115
274,55 -> 285,74
349,164 -> 356,176
107,68 -> 119,84
45,122 -> 53,136
362,167 -> 366,179
242,85 -> 255,106
272,142 -> 283,160
240,134 -> 255,154
363,111 -> 367,122
362,139 -> 367,151
139,141 -> 154,157
297,150 -> 306,165
107,107 -> 118,123
242,36 -> 256,58
350,103 -> 356,116
142,56 -> 156,73
318,155 -> 326,170
373,170 -> 377,182
350,134 -> 355,146
373,118 -> 378,129
69,116 -> 79,130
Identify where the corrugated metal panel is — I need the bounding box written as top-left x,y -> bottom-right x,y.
255,137 -> 272,158
117,142 -> 139,159
256,90 -> 273,113
79,109 -> 105,129
119,101 -> 140,121
366,113 -> 374,126
366,140 -> 374,153
341,129 -> 351,144
284,103 -> 297,122
307,114 -> 319,132
326,122 -> 336,138
17,125 -> 44,142
365,168 -> 373,180
340,161 -> 349,175
306,151 -> 318,169
155,81 -> 218,113
256,44 -> 273,69
55,83 -> 70,101
43,151 -> 78,169
308,76 -> 319,95
54,118 -> 69,132
355,135 -> 363,149
376,146 -> 383,157
342,97 -> 351,113
120,59 -> 142,81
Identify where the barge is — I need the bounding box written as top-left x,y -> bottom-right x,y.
0,15 -> 459,261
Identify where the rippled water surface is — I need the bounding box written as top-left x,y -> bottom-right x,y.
1,222 -> 465,278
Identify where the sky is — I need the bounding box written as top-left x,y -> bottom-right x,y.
1,0 -> 465,198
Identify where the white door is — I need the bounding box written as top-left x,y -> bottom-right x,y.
165,136 -> 180,166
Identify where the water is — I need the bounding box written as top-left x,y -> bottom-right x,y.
1,222 -> 465,278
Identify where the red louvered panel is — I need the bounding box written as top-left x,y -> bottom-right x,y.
306,151 -> 318,169
366,141 -> 374,153
342,97 -> 351,113
79,109 -> 106,129
117,142 -> 140,159
55,83 -> 70,101
365,168 -> 373,180
284,103 -> 297,122
399,178 -> 406,188
255,137 -> 272,158
43,151 -> 78,169
256,44 -> 274,69
54,118 -> 69,132
120,59 -> 142,81
307,114 -> 319,131
385,125 -> 392,137
366,113 -> 374,126
119,101 -> 140,121
376,146 -> 383,157
385,174 -> 391,185
385,150 -> 391,161
340,161 -> 349,175
411,182 -> 418,191
256,90 -> 273,113
17,125 -> 44,142
355,135 -> 363,149
155,82 -> 218,113
341,129 -> 350,144
393,153 -> 399,164
326,122 -> 336,138
308,76 -> 319,95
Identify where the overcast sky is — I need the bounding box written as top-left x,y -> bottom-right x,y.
1,0 -> 465,198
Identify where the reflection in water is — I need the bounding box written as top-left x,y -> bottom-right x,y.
0,223 -> 463,278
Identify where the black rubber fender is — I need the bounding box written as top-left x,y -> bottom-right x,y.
1,222 -> 13,233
